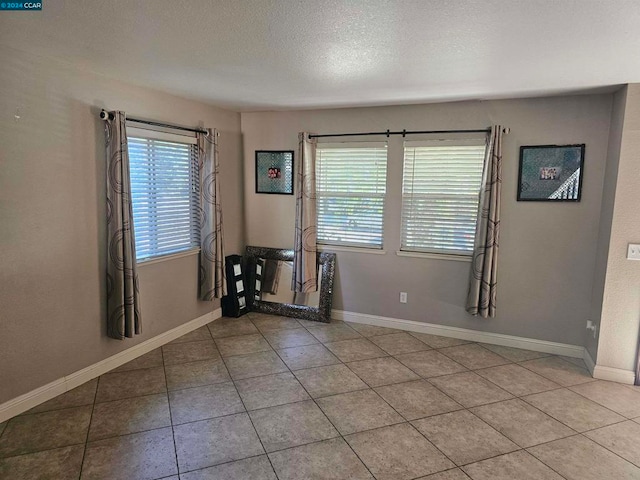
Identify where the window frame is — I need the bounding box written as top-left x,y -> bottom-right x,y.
315,141 -> 389,250
400,138 -> 487,257
126,126 -> 201,264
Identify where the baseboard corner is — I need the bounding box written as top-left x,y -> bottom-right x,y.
582,348 -> 596,375
592,364 -> 636,385
0,308 -> 222,423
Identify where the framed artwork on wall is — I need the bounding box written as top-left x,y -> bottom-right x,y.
517,144 -> 585,201
255,150 -> 294,194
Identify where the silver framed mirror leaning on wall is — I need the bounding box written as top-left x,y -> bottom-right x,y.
244,246 -> 336,323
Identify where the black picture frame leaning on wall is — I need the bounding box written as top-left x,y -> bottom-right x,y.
221,255 -> 248,318
517,144 -> 585,202
255,150 -> 295,194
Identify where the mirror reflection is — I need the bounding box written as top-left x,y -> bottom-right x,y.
244,246 -> 336,323
254,259 -> 321,307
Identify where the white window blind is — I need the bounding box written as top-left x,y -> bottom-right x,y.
316,143 -> 388,248
401,141 -> 486,255
127,135 -> 200,261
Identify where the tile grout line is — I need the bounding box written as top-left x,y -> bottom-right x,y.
408,408 -> 522,468
340,350 -> 486,475
363,382 -> 462,474
474,371 -> 564,396
418,361 -> 587,471
295,326 -> 568,443
515,358 -> 595,387
578,417 -> 638,435
241,315 -> 382,474
434,343 -> 514,370
77,423 -> 180,444
0,441 -> 88,462
5,315 -> 639,478
564,382 -> 640,420
562,431 -> 640,471
264,318 -> 529,477
341,357 -> 494,413
35,359 -> 625,477
523,432 -> 598,480
176,452 -> 274,478
161,344 -> 181,479
518,390 -> 629,434
263,333 -> 319,351
251,319 -> 372,462
217,316 -> 281,480
10,400 -> 106,419
461,373 -> 640,479
332,333 -> 605,477
77,375 -> 100,480
264,332 -> 379,480
32,375 -> 503,450
460,448 -> 572,480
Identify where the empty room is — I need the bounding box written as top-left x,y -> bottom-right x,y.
1,1 -> 640,479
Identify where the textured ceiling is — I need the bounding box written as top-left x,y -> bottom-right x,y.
1,0 -> 639,111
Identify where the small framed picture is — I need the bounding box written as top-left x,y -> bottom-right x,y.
517,144 -> 585,201
255,150 -> 294,194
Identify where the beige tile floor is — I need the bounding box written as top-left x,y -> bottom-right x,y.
2,312 -> 640,479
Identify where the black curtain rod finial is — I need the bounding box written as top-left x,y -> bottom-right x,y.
100,109 -> 114,121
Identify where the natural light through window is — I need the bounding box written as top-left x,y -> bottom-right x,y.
316,143 -> 388,248
128,135 -> 200,261
401,141 -> 486,255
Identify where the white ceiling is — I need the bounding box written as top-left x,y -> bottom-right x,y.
1,0 -> 639,111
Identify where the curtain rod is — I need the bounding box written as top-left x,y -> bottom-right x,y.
308,127 -> 509,139
100,110 -> 210,135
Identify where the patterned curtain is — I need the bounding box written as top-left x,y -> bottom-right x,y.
466,125 -> 504,318
292,132 -> 318,293
105,111 -> 141,339
198,129 -> 226,300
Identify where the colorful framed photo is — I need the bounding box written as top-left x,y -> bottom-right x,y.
255,150 -> 294,195
517,144 -> 585,201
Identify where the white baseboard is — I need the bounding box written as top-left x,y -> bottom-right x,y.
0,309 -> 222,423
593,365 -> 636,385
583,348 -> 596,375
333,309 -> 585,359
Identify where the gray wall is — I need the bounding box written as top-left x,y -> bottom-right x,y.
241,95 -> 613,346
0,46 -> 244,404
588,87 -> 627,361
593,84 -> 640,373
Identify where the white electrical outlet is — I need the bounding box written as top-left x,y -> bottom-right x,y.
400,292 -> 407,303
627,244 -> 640,260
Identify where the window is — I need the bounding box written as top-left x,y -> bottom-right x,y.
316,143 -> 388,248
127,130 -> 200,261
401,140 -> 486,255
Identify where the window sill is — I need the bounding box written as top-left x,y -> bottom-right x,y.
137,248 -> 200,267
395,250 -> 472,262
317,245 -> 387,255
